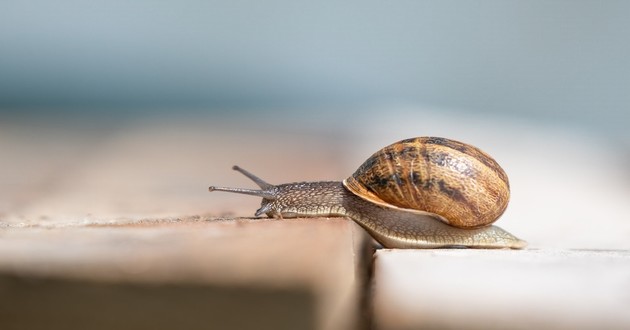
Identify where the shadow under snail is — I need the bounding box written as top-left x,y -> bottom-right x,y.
208,137 -> 526,249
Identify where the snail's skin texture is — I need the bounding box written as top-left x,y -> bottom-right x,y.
255,181 -> 525,249
208,137 -> 526,249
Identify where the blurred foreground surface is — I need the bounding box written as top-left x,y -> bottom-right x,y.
1,110 -> 630,329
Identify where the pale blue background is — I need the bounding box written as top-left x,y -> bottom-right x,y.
1,1 -> 628,134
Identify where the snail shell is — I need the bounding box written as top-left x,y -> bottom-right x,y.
343,137 -> 510,228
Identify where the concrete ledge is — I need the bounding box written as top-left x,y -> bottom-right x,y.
372,249 -> 630,330
0,218 -> 372,330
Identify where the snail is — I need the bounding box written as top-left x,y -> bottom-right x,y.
208,137 -> 526,249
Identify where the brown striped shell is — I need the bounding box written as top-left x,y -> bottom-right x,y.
342,137 -> 510,228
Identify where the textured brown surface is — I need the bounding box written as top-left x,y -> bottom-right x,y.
3,112 -> 630,330
0,116 -> 368,330
0,219 -> 371,330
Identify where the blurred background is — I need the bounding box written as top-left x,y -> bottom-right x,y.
1,0 -> 629,248
1,0 -> 629,130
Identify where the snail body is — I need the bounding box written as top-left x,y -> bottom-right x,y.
208,137 -> 526,249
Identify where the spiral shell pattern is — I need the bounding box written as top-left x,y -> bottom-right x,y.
343,137 -> 510,228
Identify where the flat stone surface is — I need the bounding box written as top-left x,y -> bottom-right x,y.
0,218 -> 371,330
1,115 -> 368,330
373,249 -> 630,330
3,112 -> 630,330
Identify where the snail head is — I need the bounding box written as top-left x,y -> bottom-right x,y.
208,166 -> 280,217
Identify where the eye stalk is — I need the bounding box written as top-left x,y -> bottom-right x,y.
208,166 -> 277,200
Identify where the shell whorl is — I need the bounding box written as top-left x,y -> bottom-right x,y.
343,137 -> 510,228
